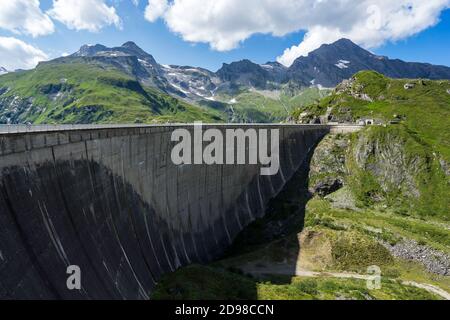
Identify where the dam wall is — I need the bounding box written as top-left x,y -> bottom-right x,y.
0,124 -> 329,299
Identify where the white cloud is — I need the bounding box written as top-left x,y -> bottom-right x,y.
143,0 -> 450,66
277,1 -> 450,66
48,0 -> 122,32
0,37 -> 48,70
144,0 -> 169,22
0,0 -> 54,37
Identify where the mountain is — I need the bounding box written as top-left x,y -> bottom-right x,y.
2,39 -> 450,124
67,42 -> 225,101
197,39 -> 450,91
62,42 -> 325,100
3,41 -> 327,123
72,42 -> 159,67
66,42 -> 166,90
0,56 -> 224,124
4,39 -> 450,99
287,38 -> 450,87
0,67 -> 8,75
216,60 -> 273,89
214,39 -> 450,89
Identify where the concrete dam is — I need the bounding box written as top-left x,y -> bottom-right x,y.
0,124 -> 341,299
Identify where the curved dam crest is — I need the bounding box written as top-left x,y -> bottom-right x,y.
0,124 -> 334,299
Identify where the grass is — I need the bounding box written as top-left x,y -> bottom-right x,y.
304,198 -> 450,293
216,87 -> 331,123
258,277 -> 440,300
333,124 -> 450,220
306,198 -> 450,255
296,71 -> 450,161
0,59 -> 331,124
0,60 -> 225,124
151,264 -> 442,300
329,229 -> 394,271
151,265 -> 257,300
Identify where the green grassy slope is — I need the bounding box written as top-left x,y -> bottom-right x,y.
153,264 -> 440,300
294,71 -> 450,219
215,87 -> 331,123
346,126 -> 449,219
293,71 -> 450,159
0,61 -> 225,124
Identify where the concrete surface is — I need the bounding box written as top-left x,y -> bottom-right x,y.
0,124 -> 329,299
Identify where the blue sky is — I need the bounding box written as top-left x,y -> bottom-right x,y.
1,1 -> 450,72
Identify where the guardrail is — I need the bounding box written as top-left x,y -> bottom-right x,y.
0,123 -> 364,135
0,124 -> 158,134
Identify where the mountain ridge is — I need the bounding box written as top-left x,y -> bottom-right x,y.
2,39 -> 450,124
47,39 -> 450,102
287,38 -> 450,87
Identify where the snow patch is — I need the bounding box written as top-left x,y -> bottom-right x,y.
184,68 -> 203,73
170,83 -> 190,95
260,64 -> 274,70
335,60 -> 350,69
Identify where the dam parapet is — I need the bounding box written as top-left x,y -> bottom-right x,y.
0,124 -> 330,299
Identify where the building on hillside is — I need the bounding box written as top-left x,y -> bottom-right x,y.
357,118 -> 382,126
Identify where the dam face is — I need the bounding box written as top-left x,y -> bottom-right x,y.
0,124 -> 329,299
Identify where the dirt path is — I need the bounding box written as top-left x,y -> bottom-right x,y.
402,281 -> 450,300
243,265 -> 450,300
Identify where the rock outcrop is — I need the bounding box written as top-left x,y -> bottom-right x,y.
308,125 -> 448,215
351,127 -> 424,200
384,240 -> 450,276
309,134 -> 349,197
